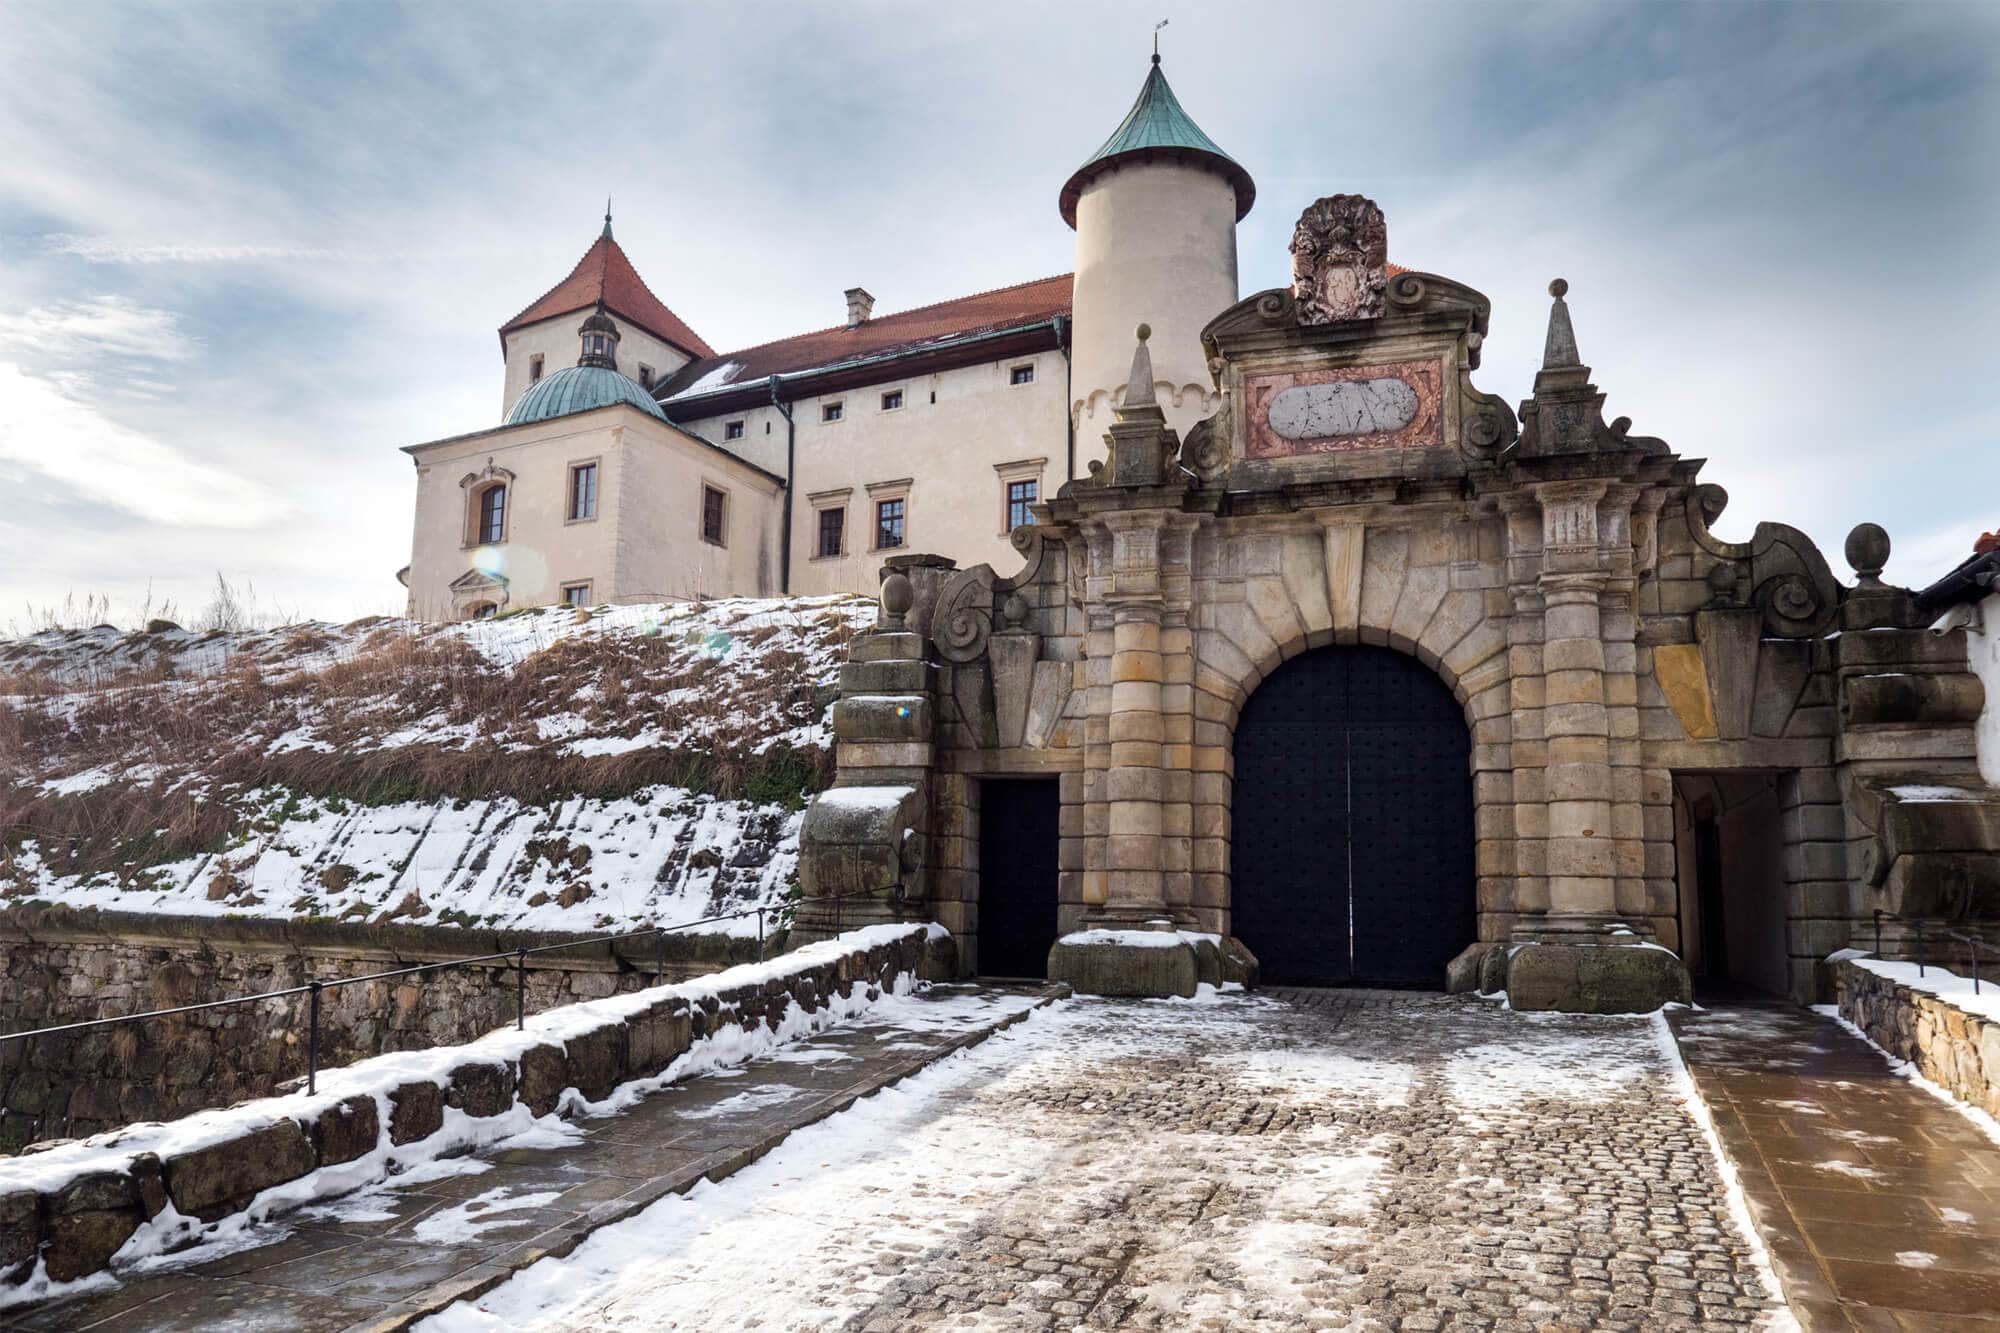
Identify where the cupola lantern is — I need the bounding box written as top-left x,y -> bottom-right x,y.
576,302 -> 620,369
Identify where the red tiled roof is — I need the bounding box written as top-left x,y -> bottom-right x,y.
500,235 -> 715,360
660,274 -> 1074,401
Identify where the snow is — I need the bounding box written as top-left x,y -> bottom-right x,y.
664,359 -> 744,400
0,923 -> 931,1310
1649,1015 -> 1797,1330
1851,957 -> 2000,1025
811,784 -> 914,813
5,596 -> 879,931
1888,783 -> 1987,802
1059,928 -> 1189,949
412,1188 -> 562,1244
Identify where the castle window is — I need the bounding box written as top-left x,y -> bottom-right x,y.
701,485 -> 728,546
567,462 -> 598,522
467,601 -> 498,621
638,364 -> 654,389
875,497 -> 905,550
529,355 -> 544,383
822,400 -> 844,423
1007,478 -> 1038,531
1010,364 -> 1035,386
561,582 -> 591,608
817,506 -> 845,558
725,420 -> 746,441
881,390 -> 903,412
477,484 -> 507,545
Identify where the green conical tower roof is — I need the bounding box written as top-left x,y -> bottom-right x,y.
1059,56 -> 1255,228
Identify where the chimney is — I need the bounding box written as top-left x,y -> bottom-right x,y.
844,287 -> 874,328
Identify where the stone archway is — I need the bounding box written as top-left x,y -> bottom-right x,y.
1232,644 -> 1476,986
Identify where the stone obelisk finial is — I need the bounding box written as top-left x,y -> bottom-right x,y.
1532,278 -> 1592,394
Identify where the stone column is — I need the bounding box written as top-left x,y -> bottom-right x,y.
1099,513 -> 1170,919
1540,571 -> 1618,922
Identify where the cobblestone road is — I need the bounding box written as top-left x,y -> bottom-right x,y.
432,990 -> 1788,1332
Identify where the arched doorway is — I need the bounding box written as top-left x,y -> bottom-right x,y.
1231,645 -> 1475,987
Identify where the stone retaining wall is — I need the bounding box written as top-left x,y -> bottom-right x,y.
0,923 -> 936,1296
0,905 -> 766,1151
1835,957 -> 2000,1119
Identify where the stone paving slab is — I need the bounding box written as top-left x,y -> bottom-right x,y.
8,983 -> 1062,1333
1668,1001 -> 2000,1332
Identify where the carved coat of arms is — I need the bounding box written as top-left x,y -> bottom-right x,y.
1290,194 -> 1388,324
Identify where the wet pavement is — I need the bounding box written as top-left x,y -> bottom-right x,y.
1668,1001 -> 2000,1331
9,984 -> 1061,1333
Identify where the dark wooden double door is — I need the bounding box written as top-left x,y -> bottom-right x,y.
1232,646 -> 1475,988
977,778 -> 1061,977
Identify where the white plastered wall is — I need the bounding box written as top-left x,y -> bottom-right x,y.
403,405 -> 782,617
1070,162 -> 1238,445
677,353 -> 1068,596
1972,591 -> 2000,786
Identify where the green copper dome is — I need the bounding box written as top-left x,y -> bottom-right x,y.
506,364 -> 667,427
1059,57 -> 1254,228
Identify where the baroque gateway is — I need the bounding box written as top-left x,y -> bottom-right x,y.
799,193 -> 2000,1013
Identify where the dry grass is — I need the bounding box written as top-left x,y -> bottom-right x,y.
1,599 -> 868,891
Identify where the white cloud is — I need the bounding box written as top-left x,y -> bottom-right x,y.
41,234 -> 335,265
0,362 -> 285,527
0,295 -> 199,364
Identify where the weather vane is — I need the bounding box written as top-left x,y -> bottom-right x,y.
1154,18 -> 1168,60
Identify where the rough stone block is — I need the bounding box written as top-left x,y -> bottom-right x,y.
164,1118 -> 316,1222
443,1060 -> 513,1119
387,1080 -> 444,1146
1505,942 -> 1691,1014
626,1001 -> 693,1080
1048,935 -> 1198,999
515,1044 -> 567,1117
0,1188 -> 38,1283
563,1023 -> 629,1103
311,1094 -> 379,1167
1218,935 -> 1260,988
43,1170 -> 142,1283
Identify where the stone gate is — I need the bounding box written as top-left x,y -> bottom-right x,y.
800,195 -> 1999,1012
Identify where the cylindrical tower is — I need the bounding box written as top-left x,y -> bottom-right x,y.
1063,55 -> 1254,449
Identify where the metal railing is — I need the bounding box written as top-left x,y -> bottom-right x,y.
0,887 -> 901,1098
1871,908 -> 1987,994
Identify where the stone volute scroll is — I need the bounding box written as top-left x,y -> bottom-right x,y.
1683,483 -> 1842,639
1290,194 -> 1388,324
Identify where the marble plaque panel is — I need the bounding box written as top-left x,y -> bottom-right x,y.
1245,360 -> 1444,459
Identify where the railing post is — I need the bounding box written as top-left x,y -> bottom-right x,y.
757,908 -> 766,962
655,927 -> 666,986
1917,921 -> 1926,978
1873,909 -> 1883,958
1971,936 -> 1982,996
306,981 -> 322,1096
835,892 -> 843,938
515,947 -> 528,1030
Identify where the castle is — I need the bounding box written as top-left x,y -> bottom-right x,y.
400,55 -> 1240,619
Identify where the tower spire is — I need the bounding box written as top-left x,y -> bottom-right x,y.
1153,18 -> 1167,63
601,196 -> 613,240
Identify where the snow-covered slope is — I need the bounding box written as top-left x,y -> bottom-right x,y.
0,597 -> 874,933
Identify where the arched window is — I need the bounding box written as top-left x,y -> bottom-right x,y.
466,601 -> 498,620
478,483 -> 507,544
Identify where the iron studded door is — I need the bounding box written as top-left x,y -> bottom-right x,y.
1232,652 -> 1354,985
978,778 -> 1061,978
1233,646 -> 1473,987
1344,650 -> 1475,986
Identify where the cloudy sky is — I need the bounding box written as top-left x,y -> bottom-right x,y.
1,1 -> 1994,627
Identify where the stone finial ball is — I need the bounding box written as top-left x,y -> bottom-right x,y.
1135,322 -> 1151,342
1549,278 -> 1568,299
881,572 -> 915,617
1002,593 -> 1029,627
1845,522 -> 1891,578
